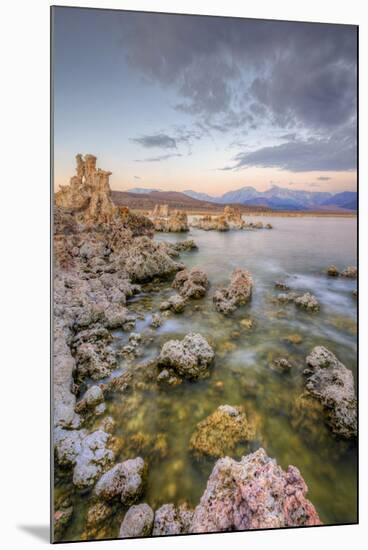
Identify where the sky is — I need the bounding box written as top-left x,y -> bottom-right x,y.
52,7 -> 357,196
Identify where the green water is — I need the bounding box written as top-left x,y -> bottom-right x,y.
57,216 -> 357,540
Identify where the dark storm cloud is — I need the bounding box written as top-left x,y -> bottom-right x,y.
135,153 -> 182,163
225,124 -> 356,172
131,133 -> 177,149
120,14 -> 356,129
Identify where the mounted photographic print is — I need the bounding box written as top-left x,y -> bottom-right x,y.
51,6 -> 358,543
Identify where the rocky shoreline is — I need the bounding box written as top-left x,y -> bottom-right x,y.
53,154 -> 357,541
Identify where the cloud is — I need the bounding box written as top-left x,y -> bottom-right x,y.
134,153 -> 182,163
134,175 -> 141,180
131,133 -> 177,149
120,13 -> 356,133
224,124 -> 356,172
317,176 -> 331,181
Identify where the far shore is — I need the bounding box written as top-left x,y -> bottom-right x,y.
128,208 -> 357,219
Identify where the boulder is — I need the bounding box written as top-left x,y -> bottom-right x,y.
119,503 -> 154,538
157,333 -> 214,380
172,268 -> 209,299
294,292 -> 320,312
341,266 -> 357,279
327,265 -> 339,277
94,457 -> 146,503
303,346 -> 357,438
152,504 -> 194,536
73,430 -> 114,489
190,405 -> 255,458
213,269 -> 253,314
190,448 -> 321,532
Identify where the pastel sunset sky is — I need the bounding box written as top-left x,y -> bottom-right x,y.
52,7 -> 357,196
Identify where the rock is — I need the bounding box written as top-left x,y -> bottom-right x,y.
170,239 -> 198,253
341,266 -> 357,278
54,506 -> 73,539
213,269 -> 253,314
240,318 -> 255,329
53,154 -> 180,436
303,346 -> 357,438
172,268 -> 209,299
119,503 -> 154,538
152,204 -> 169,217
86,501 -> 114,528
94,457 -> 146,503
84,385 -> 104,407
167,294 -> 186,313
327,265 -> 339,277
190,405 -> 255,458
223,206 -> 245,229
152,504 -> 194,536
274,281 -> 290,291
157,333 -> 214,380
73,430 -> 114,489
191,214 -> 229,231
55,154 -> 118,225
74,341 -> 117,381
276,291 -> 299,303
150,313 -> 162,328
152,207 -> 189,232
54,427 -> 86,466
159,300 -> 171,311
283,333 -> 303,345
190,448 -> 321,532
294,292 -> 320,312
269,357 -> 293,373
266,223 -> 273,229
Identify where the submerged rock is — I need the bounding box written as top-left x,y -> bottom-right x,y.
94,457 -> 146,503
190,448 -> 321,532
274,281 -> 290,291
303,346 -> 357,438
172,267 -> 209,299
157,333 -> 214,380
119,503 -> 154,538
269,357 -> 293,373
152,504 -> 194,536
190,405 -> 255,458
213,269 -> 253,315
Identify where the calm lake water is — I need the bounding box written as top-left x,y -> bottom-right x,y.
58,216 -> 357,540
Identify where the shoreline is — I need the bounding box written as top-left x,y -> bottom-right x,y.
129,208 -> 357,219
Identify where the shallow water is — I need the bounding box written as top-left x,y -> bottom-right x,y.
58,216 -> 357,540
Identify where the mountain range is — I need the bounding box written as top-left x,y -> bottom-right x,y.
126,185 -> 356,211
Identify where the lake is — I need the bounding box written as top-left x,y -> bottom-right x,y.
59,215 -> 357,539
